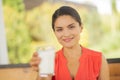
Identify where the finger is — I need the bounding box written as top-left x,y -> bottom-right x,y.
31,57 -> 40,62
30,60 -> 40,66
31,52 -> 40,61
33,52 -> 39,57
32,66 -> 39,72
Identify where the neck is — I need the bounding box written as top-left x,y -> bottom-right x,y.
63,44 -> 82,58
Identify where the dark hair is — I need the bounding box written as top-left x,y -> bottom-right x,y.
52,6 -> 82,31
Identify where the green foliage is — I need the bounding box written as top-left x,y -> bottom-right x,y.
100,33 -> 120,53
82,10 -> 102,46
2,0 -> 24,12
3,1 -> 31,63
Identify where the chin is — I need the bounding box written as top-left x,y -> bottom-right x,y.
63,44 -> 75,48
59,41 -> 76,48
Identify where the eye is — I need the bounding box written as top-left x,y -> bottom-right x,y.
55,28 -> 63,32
69,25 -> 75,29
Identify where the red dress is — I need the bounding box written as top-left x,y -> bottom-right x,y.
52,46 -> 102,80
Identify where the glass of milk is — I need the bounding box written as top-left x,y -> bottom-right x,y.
37,46 -> 55,77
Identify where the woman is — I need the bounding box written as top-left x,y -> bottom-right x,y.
30,6 -> 109,80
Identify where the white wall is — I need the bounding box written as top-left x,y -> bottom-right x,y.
0,0 -> 9,64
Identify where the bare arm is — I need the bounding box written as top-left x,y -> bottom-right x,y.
98,55 -> 110,80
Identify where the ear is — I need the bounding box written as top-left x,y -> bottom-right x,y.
80,25 -> 83,33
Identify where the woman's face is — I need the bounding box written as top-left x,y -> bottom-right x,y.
54,15 -> 82,48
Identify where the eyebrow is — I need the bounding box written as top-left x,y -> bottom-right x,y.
55,23 -> 75,28
67,23 -> 75,27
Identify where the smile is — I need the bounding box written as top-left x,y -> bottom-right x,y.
63,37 -> 73,42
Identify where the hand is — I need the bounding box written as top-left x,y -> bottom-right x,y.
30,52 -> 40,72
30,52 -> 52,80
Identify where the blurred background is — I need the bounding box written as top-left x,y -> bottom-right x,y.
1,0 -> 120,64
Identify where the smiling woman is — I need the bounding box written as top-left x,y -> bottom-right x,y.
30,6 -> 109,80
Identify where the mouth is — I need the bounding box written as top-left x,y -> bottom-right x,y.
63,37 -> 73,42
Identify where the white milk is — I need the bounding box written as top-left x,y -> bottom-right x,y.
37,47 -> 55,77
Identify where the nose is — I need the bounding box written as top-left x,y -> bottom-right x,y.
63,29 -> 70,37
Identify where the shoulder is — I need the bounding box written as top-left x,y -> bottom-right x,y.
56,49 -> 62,54
82,46 -> 102,68
82,46 -> 102,57
55,48 -> 62,55
82,47 -> 104,75
55,48 -> 63,59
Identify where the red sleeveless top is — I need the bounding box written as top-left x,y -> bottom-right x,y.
52,46 -> 102,80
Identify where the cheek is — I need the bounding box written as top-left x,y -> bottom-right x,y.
73,29 -> 81,36
73,30 -> 81,40
55,32 -> 62,40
